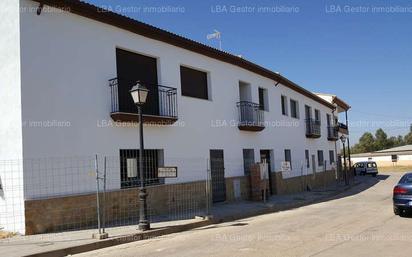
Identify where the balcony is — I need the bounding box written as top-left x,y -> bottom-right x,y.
109,78 -> 178,124
327,126 -> 339,141
305,119 -> 321,138
338,122 -> 349,135
237,101 -> 265,132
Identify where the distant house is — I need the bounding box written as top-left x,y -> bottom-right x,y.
351,145 -> 412,167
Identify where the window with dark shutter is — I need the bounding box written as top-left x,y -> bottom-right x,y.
315,109 -> 321,124
290,99 -> 299,119
259,88 -> 265,111
243,149 -> 255,176
329,150 -> 335,165
180,66 -> 209,100
318,150 -> 324,167
281,95 -> 288,115
285,149 -> 292,168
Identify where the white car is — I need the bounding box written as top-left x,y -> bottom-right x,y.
353,161 -> 378,177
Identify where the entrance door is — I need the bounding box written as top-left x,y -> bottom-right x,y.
210,150 -> 226,203
260,150 -> 273,195
311,154 -> 316,174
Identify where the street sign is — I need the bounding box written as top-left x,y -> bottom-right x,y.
281,161 -> 291,172
158,166 -> 178,178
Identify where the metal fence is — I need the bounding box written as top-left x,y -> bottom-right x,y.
0,154 -> 218,236
0,154 -> 344,237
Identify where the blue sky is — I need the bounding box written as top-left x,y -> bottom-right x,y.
88,0 -> 412,143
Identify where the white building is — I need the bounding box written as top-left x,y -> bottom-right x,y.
0,0 -> 350,234
351,145 -> 412,167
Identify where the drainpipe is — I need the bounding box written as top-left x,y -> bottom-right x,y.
332,109 -> 338,181
345,110 -> 352,180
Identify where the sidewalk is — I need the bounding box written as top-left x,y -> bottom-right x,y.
0,177 -> 367,257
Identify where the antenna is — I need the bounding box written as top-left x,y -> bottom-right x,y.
207,29 -> 222,50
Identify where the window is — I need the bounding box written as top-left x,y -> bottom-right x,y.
367,162 -> 377,168
317,150 -> 324,167
115,48 -> 158,113
120,149 -> 163,188
305,105 -> 312,120
258,88 -> 268,111
243,149 -> 255,176
326,114 -> 331,126
285,149 -> 292,168
290,99 -> 299,119
180,66 -> 209,99
315,109 -> 321,124
281,95 -> 288,116
400,174 -> 412,184
329,150 -> 335,165
305,150 -> 310,168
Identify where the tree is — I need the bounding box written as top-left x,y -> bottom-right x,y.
374,128 -> 390,150
351,132 -> 375,154
351,125 -> 411,154
404,133 -> 412,145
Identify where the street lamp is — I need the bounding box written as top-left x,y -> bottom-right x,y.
129,82 -> 150,231
340,135 -> 349,185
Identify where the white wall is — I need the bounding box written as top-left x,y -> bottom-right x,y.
19,1 -> 337,198
352,154 -> 412,167
0,0 -> 25,233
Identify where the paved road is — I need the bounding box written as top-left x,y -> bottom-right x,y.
75,172 -> 412,257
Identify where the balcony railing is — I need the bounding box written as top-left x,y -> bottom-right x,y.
338,122 -> 349,134
306,119 -> 321,138
109,78 -> 178,124
237,101 -> 265,131
327,125 -> 339,141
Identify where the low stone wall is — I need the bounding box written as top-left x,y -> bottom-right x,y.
25,180 -> 207,235
271,170 -> 337,195
24,177 -> 252,235
24,172 -> 335,235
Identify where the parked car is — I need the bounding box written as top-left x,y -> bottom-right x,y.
393,173 -> 412,216
353,161 -> 378,177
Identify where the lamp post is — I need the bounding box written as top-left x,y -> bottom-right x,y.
340,135 -> 348,186
129,82 -> 150,231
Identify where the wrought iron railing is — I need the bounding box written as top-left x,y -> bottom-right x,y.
338,122 -> 348,130
305,118 -> 321,137
237,101 -> 265,127
109,78 -> 177,118
327,125 -> 339,140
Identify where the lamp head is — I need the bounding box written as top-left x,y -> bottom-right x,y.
129,82 -> 149,105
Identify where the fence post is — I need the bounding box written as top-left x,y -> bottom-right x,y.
300,162 -> 304,192
205,158 -> 212,219
324,160 -> 327,188
92,155 -> 108,239
102,156 -> 107,234
95,155 -> 101,234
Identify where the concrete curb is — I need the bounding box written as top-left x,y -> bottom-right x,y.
24,181 -> 361,257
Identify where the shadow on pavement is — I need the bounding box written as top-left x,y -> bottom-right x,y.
321,175 -> 390,202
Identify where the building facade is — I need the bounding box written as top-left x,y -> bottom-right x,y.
0,0 -> 350,234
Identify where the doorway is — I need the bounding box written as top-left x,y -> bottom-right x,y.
210,150 -> 226,203
260,150 -> 274,195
